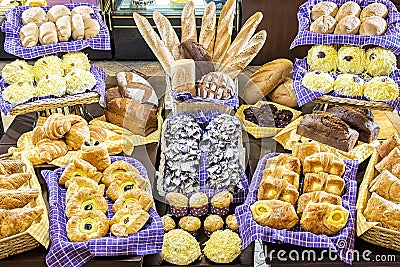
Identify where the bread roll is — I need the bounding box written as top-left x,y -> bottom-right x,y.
84,18 -> 100,39
20,22 -> 39,47
71,6 -> 94,20
334,15 -> 361,34
22,7 -> 47,26
39,21 -> 58,45
335,1 -> 361,22
181,1 -> 196,42
71,14 -> 84,40
153,11 -> 181,60
243,58 -> 292,104
360,3 -> 388,21
311,1 -> 338,20
55,15 -> 71,42
268,77 -> 298,108
359,16 -> 387,35
47,5 -> 71,22
310,15 -> 337,34
199,2 -> 216,58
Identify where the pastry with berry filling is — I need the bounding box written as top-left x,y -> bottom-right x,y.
66,210 -> 109,242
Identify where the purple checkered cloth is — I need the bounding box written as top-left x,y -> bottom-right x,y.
164,110 -> 249,203
41,156 -> 164,267
170,90 -> 239,108
0,64 -> 106,115
291,0 -> 400,54
235,153 -> 359,265
2,3 -> 110,59
293,57 -> 400,114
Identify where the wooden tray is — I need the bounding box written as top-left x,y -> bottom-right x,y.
314,95 -> 395,112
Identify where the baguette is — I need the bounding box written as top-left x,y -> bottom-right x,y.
220,30 -> 267,79
199,2 -> 216,58
181,1 -> 197,42
153,11 -> 181,60
212,0 -> 236,62
243,58 -> 292,104
133,13 -> 175,77
219,12 -> 263,68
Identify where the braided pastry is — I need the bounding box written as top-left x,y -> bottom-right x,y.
0,189 -> 39,209
42,113 -> 71,140
36,138 -> 68,163
0,173 -> 31,190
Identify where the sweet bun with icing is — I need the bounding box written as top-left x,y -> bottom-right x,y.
59,157 -> 102,187
66,210 -> 109,242
106,173 -> 149,202
33,55 -> 63,82
110,208 -> 149,236
250,200 -> 298,230
113,188 -> 153,212
65,187 -> 108,218
65,68 -> 97,94
337,46 -> 365,75
365,47 -> 396,77
66,176 -> 105,203
333,74 -> 364,96
80,141 -> 111,172
364,76 -> 399,101
102,160 -> 141,187
1,59 -> 34,84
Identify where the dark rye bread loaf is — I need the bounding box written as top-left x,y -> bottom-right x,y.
326,106 -> 380,143
296,111 -> 359,152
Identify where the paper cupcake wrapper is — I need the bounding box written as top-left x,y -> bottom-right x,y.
190,205 -> 208,217
184,230 -> 198,237
204,229 -> 213,237
211,206 -> 229,216
170,206 -> 188,217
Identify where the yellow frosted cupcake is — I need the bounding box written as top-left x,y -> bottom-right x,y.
161,229 -> 201,265
333,74 -> 364,96
2,82 -> 36,104
364,76 -> 399,101
203,230 -> 242,263
307,45 -> 338,72
338,46 -> 365,74
365,47 -> 396,77
33,55 -> 63,82
1,60 -> 34,84
302,71 -> 334,92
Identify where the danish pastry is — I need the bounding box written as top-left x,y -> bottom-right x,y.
80,141 -> 111,172
0,206 -> 44,239
65,187 -> 108,218
106,173 -> 149,202
42,113 -> 71,140
297,191 -> 342,215
364,193 -> 400,231
0,173 -> 31,190
102,160 -> 141,187
110,208 -> 149,236
262,166 -> 300,190
66,176 -> 105,203
375,147 -> 400,178
300,202 -> 349,235
303,172 -> 345,196
377,133 -> 400,158
0,160 -> 25,175
257,178 -> 299,205
59,157 -> 102,187
250,200 -> 299,230
370,170 -> 400,203
292,141 -> 321,165
66,210 -> 109,242
265,154 -> 301,174
112,188 -> 153,212
0,189 -> 39,209
36,139 -> 68,163
303,152 -> 346,177
89,125 -> 107,143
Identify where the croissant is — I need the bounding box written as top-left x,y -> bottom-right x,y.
250,200 -> 299,230
0,189 -> 39,209
25,148 -> 47,165
66,176 -> 105,203
89,125 -> 107,143
375,147 -> 400,178
292,141 -> 321,165
42,113 -> 71,140
59,157 -> 102,187
0,206 -> 44,239
20,22 -> 39,47
83,18 -> 100,39
303,152 -> 346,177
303,172 -> 345,196
71,6 -> 94,20
0,173 -> 32,190
106,172 -> 149,202
300,203 -> 349,236
297,191 -> 342,215
0,160 -> 25,175
65,122 -> 90,150
65,187 -> 108,218
257,178 -> 299,205
56,15 -> 71,42
113,188 -> 153,212
364,193 -> 400,231
265,154 -> 301,174
110,208 -> 149,236
36,138 -> 68,163
262,165 -> 300,190
102,160 -> 141,187
370,170 -> 400,203
32,126 -> 47,145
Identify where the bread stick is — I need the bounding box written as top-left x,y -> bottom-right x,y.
181,1 -> 197,42
199,2 -> 216,58
153,11 -> 181,60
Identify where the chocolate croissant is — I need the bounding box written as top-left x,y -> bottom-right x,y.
0,206 -> 44,239
262,165 -> 300,190
370,170 -> 400,203
0,173 -> 32,190
257,178 -> 299,205
0,189 -> 39,209
303,172 -> 345,196
297,191 -> 342,215
364,193 -> 400,231
303,152 -> 346,177
250,200 -> 299,230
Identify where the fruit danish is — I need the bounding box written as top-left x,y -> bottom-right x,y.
303,172 -> 345,196
81,141 -> 111,172
102,160 -> 141,187
110,208 -> 149,236
59,158 -> 102,187
0,206 -> 44,239
113,188 -> 153,212
250,200 -> 299,230
66,210 -> 109,242
297,191 -> 342,215
262,165 -> 300,190
65,187 -> 108,218
65,177 -> 106,203
0,189 -> 39,209
257,178 -> 299,205
106,173 -> 149,202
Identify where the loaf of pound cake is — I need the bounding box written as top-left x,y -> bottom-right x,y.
296,111 -> 359,152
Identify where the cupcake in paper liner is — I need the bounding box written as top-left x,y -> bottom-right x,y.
365,47 -> 397,77
337,46 -> 365,75
225,214 -> 239,232
189,192 -> 209,217
203,230 -> 242,263
1,59 -> 34,84
307,45 -> 338,72
161,229 -> 202,265
33,55 -> 63,82
364,76 -> 399,101
62,52 -> 91,74
161,215 -> 176,233
166,192 -> 188,217
211,191 -> 233,216
179,216 -> 201,236
204,214 -> 224,237
302,71 -> 334,92
333,74 -> 364,96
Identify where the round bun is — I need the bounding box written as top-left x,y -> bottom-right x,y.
335,1 -> 361,22
334,15 -> 361,34
337,46 -> 365,75
311,1 -> 338,21
310,15 -> 337,34
360,3 -> 388,21
359,16 -> 387,36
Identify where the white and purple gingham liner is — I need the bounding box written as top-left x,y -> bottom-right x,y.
292,57 -> 400,113
291,0 -> 400,54
0,64 -> 106,115
41,156 -> 164,267
235,153 -> 359,264
171,90 -> 239,108
2,3 -> 111,59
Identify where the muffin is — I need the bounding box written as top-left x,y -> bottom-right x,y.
2,82 -> 36,104
365,47 -> 396,77
338,46 -> 365,74
161,229 -> 201,265
204,214 -> 224,236
161,215 -> 176,233
166,192 -> 189,217
36,74 -> 67,97
302,71 -> 334,92
364,76 -> 399,101
62,52 -> 91,74
65,68 -> 97,94
178,216 -> 201,236
1,59 -> 34,84
33,55 -> 63,82
226,214 -> 239,232
203,230 -> 242,263
333,74 -> 364,96
307,45 -> 338,72
210,191 -> 233,216
189,192 -> 208,217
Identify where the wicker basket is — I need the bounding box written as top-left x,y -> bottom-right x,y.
314,95 -> 394,111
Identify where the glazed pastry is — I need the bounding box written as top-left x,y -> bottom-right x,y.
42,113 -> 71,140
32,126 -> 46,145
375,147 -> 400,178
58,157 -> 102,187
302,71 -> 334,92
307,45 -> 338,72
297,191 -> 342,215
292,141 -> 321,165
0,189 -> 39,209
71,6 -> 94,20
65,187 -> 108,218
88,125 -> 107,143
166,192 -> 189,217
20,22 -> 39,47
262,166 -> 300,190
66,210 -> 109,242
360,3 -> 388,21
0,206 -> 44,239
36,139 -> 68,163
55,15 -> 71,42
337,46 -> 365,75
203,230 -> 242,264
250,200 -> 298,229
311,1 -> 338,20
110,207 -> 149,236
2,82 -> 36,105
257,178 -> 299,205
364,76 -> 399,101
36,74 -> 66,97
359,16 -> 387,36
364,193 -> 400,231
21,7 -> 48,25
66,176 -> 105,203
178,216 -> 201,236
161,215 -> 176,232
0,173 -> 31,190
0,160 -> 25,175
303,172 -> 345,196
300,202 -> 349,235
83,19 -> 100,39
62,52 -> 90,73
303,152 -> 346,177
204,214 -> 224,236
106,173 -> 149,202
264,154 -> 301,174
65,119 -> 90,151
33,55 -> 63,82
189,192 -> 208,217
333,74 -> 364,96
102,160 -> 141,187
210,191 -> 233,216
226,214 -> 239,231
370,170 -> 400,203
335,1 -> 361,22
310,15 -> 337,34
80,141 -> 111,172
334,15 -> 360,34
65,68 -> 96,94
1,59 -> 34,84
47,5 -> 71,22
365,47 -> 396,77
377,133 -> 400,158
71,14 -> 84,40
112,188 -> 153,212
39,22 -> 58,45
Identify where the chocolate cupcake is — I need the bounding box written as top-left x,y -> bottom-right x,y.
166,192 -> 189,217
204,214 -> 224,237
189,192 -> 209,217
179,216 -> 201,236
210,191 -> 233,216
226,214 -> 239,232
161,215 -> 176,233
